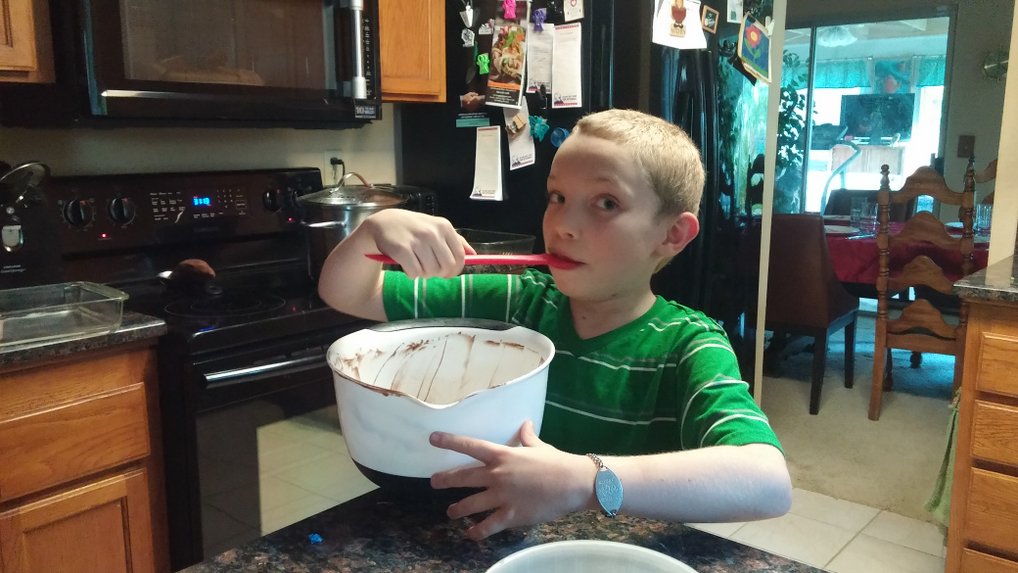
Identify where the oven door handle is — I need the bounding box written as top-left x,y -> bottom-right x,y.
204,354 -> 327,387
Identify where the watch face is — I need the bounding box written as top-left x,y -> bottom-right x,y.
594,467 -> 624,517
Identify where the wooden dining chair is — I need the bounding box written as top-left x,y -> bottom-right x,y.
870,161 -> 975,420
766,214 -> 860,415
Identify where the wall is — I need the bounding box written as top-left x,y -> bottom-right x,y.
0,105 -> 400,185
788,0 -> 1014,201
988,5 -> 1018,263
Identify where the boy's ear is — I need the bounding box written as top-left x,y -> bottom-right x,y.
658,212 -> 700,257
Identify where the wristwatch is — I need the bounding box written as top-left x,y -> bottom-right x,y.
586,453 -> 623,517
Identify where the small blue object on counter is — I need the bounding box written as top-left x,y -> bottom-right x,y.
308,533 -> 323,545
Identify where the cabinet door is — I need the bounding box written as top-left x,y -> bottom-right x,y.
0,470 -> 156,573
0,0 -> 53,82
379,0 -> 446,102
0,0 -> 37,71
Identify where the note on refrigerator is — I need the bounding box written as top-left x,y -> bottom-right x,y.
505,97 -> 536,170
652,0 -> 707,50
526,22 -> 554,94
551,23 -> 582,109
471,126 -> 504,201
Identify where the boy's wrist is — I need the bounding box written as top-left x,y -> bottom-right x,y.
585,453 -> 623,517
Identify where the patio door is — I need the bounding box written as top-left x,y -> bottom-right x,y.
776,16 -> 951,214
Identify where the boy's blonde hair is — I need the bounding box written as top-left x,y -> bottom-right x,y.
571,109 -> 705,217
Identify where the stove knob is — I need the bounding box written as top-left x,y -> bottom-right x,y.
108,196 -> 137,226
63,199 -> 94,227
263,188 -> 282,212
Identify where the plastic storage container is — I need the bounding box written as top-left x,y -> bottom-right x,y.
0,282 -> 128,348
456,228 -> 535,274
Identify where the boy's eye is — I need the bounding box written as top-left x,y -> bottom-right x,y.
595,197 -> 619,210
547,192 -> 564,204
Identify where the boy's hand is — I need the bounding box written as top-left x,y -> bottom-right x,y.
361,210 -> 476,278
429,421 -> 595,540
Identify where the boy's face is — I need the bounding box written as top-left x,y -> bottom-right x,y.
543,133 -> 696,301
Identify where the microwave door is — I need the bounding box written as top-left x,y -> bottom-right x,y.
76,0 -> 380,125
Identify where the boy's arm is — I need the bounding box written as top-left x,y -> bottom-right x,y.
430,428 -> 791,540
317,209 -> 474,321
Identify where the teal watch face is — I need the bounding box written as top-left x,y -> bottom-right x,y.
594,467 -> 624,517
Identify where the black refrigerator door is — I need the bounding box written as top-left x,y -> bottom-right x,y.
398,0 -> 615,252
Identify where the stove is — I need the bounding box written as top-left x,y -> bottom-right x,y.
31,167 -> 404,569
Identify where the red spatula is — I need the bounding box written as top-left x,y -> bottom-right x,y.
365,253 -> 580,270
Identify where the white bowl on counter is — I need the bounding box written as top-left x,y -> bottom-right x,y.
486,540 -> 698,573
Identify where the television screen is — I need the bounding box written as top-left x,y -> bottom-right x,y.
840,94 -> 915,142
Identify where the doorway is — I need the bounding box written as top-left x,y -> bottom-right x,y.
777,16 -> 951,214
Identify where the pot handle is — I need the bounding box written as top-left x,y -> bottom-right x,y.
369,318 -> 514,332
341,171 -> 373,188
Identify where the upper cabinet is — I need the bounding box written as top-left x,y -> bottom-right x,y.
379,0 -> 446,103
0,0 -> 53,83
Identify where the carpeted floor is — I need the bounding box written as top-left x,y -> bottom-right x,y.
760,311 -> 956,525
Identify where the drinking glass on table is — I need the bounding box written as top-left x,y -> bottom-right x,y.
850,197 -> 865,226
975,203 -> 992,236
860,201 -> 879,232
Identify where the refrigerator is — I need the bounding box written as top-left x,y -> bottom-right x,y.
397,0 -> 775,382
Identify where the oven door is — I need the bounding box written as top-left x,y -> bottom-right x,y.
161,323 -> 377,570
80,0 -> 380,125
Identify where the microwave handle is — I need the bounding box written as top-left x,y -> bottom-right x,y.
343,0 -> 368,99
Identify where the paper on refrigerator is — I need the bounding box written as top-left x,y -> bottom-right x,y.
551,23 -> 582,109
526,22 -> 554,94
505,97 -> 536,171
652,0 -> 707,50
471,126 -> 504,201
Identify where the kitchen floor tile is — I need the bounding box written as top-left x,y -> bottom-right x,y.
201,503 -> 255,553
860,511 -> 945,556
260,493 -> 340,536
256,438 -> 334,473
683,521 -> 745,538
198,455 -> 260,496
826,533 -> 946,573
788,488 -> 880,531
730,512 -> 856,568
274,451 -> 378,503
204,474 -> 317,528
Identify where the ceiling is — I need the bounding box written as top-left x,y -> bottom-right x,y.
786,18 -> 951,60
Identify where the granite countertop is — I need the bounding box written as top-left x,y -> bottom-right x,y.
0,310 -> 166,368
954,255 -> 1018,303
183,489 -> 820,573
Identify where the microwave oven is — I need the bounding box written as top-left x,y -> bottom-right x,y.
0,0 -> 381,128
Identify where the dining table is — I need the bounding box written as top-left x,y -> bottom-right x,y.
180,488 -> 822,572
823,216 -> 990,288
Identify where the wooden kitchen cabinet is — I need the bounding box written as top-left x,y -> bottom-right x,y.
0,343 -> 168,573
946,301 -> 1018,571
379,0 -> 446,103
0,0 -> 54,83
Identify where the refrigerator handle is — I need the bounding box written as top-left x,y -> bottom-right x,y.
592,2 -> 614,110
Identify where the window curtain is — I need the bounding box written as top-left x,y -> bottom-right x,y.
812,56 -> 946,89
814,59 -> 871,89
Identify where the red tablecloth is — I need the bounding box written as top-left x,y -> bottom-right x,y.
826,223 -> 989,285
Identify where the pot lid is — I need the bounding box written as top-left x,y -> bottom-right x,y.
298,184 -> 406,208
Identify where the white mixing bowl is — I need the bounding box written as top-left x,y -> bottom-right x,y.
486,540 -> 698,573
328,319 -> 554,489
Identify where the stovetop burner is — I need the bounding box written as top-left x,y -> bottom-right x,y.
164,293 -> 287,319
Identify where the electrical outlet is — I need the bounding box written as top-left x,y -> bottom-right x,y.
322,149 -> 344,185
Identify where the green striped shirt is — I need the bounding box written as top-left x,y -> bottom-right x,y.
382,269 -> 782,455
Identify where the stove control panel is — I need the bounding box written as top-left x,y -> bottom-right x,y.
46,168 -> 322,255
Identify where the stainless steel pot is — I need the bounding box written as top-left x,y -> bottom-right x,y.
299,172 -> 407,279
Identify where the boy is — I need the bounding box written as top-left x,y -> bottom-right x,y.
318,109 -> 791,541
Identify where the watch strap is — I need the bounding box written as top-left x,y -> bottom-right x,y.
586,453 -> 623,518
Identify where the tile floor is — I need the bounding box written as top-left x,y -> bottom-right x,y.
225,406 -> 945,572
